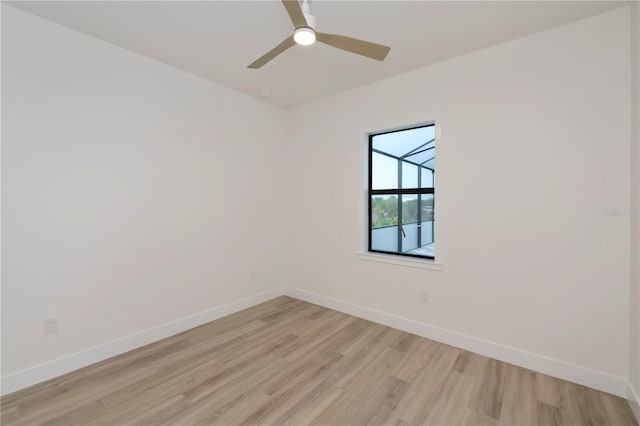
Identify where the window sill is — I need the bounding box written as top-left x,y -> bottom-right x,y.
357,252 -> 443,271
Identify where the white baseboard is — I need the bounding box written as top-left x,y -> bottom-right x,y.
282,286 -> 628,398
628,381 -> 640,424
0,287 -> 285,396
1,285 -> 631,405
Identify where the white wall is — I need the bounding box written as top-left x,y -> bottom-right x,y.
286,7 -> 631,390
629,1 -> 640,418
1,4 -> 287,385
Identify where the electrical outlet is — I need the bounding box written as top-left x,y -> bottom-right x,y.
420,290 -> 429,304
44,318 -> 58,334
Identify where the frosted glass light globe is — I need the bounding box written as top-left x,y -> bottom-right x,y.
294,27 -> 316,46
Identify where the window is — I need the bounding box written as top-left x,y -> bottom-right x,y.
368,124 -> 435,260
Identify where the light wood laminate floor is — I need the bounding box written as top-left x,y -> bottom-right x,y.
1,296 -> 637,426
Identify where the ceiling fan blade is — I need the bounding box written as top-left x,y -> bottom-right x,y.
247,36 -> 296,69
281,0 -> 308,29
316,33 -> 390,61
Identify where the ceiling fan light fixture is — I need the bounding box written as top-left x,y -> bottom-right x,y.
247,0 -> 390,69
294,27 -> 316,45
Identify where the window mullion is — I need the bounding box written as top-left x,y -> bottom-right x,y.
370,188 -> 434,195
397,159 -> 403,253
418,168 -> 422,249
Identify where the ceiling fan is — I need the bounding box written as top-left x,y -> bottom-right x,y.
247,0 -> 391,69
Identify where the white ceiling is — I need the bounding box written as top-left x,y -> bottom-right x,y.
7,0 -> 629,108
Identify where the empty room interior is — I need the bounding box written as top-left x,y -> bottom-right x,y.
1,0 -> 640,424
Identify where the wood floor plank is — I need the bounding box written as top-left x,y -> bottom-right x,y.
1,297 -> 636,426
352,375 -> 410,426
557,382 -> 610,426
181,304 -> 275,342
280,315 -> 358,362
183,319 -> 268,346
238,376 -> 326,425
395,344 -> 461,424
269,295 -> 301,308
196,388 -> 271,426
0,405 -> 20,425
2,337 -> 190,419
390,332 -> 423,354
125,394 -> 190,426
258,300 -> 317,326
453,349 -> 487,376
99,346 -> 224,408
261,350 -> 344,397
180,353 -> 285,404
468,358 -> 508,420
600,390 -> 639,426
287,308 -> 345,337
498,365 -> 539,426
461,408 -> 500,426
5,342 -> 189,426
535,372 -> 563,408
40,399 -> 106,426
537,401 -> 563,426
301,317 -> 371,357
97,356 -> 223,424
329,326 -> 407,388
162,355 -> 287,425
390,337 -> 438,383
337,321 -> 387,356
421,370 -> 476,426
310,347 -> 406,425
270,379 -> 344,426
